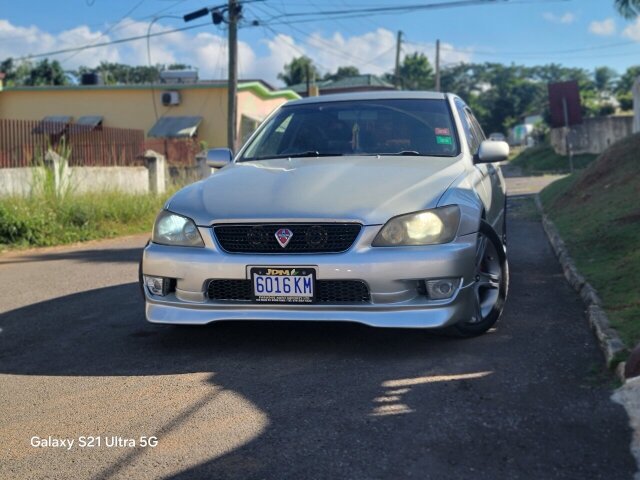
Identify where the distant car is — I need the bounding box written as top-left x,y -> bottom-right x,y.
141,91 -> 509,337
489,132 -> 506,142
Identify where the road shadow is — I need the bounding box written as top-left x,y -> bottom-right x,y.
0,247 -> 143,265
0,277 -> 634,479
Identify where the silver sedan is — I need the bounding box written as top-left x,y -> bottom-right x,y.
141,91 -> 509,336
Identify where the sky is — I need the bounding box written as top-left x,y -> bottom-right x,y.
1,0 -> 639,87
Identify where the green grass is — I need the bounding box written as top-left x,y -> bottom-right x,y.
511,143 -> 597,175
540,133 -> 640,350
508,196 -> 539,221
0,190 -> 173,250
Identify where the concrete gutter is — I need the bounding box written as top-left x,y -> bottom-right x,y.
534,195 -> 627,380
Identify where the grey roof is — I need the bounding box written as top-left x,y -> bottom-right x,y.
286,90 -> 448,106
32,115 -> 72,134
76,115 -> 103,127
148,116 -> 203,138
69,116 -> 103,133
288,74 -> 394,94
324,74 -> 394,90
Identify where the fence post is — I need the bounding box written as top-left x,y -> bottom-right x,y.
196,151 -> 215,179
144,150 -> 166,195
44,150 -> 69,195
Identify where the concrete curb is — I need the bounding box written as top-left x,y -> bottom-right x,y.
535,196 -> 627,381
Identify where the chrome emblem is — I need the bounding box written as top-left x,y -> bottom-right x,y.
275,228 -> 293,248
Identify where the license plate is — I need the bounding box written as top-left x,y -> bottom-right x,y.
250,267 -> 315,303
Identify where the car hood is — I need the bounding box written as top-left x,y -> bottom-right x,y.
167,156 -> 466,226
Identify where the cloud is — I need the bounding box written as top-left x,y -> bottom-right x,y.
623,17 -> 640,42
0,19 -> 120,66
0,18 -> 474,86
543,12 -> 576,24
589,18 -> 616,36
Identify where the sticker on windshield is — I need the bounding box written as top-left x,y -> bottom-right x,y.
436,135 -> 453,145
435,128 -> 451,136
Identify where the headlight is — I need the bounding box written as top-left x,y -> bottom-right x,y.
152,210 -> 204,247
372,206 -> 461,246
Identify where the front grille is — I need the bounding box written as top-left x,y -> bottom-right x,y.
213,223 -> 361,254
207,279 -> 371,303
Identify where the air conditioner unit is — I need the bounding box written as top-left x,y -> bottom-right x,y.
161,91 -> 180,106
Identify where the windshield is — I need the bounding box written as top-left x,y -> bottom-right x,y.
240,99 -> 459,161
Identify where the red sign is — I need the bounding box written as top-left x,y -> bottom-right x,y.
548,81 -> 583,128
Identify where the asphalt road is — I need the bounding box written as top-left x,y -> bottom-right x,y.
0,175 -> 635,480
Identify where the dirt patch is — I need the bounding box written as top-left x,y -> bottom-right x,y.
616,211 -> 640,226
575,133 -> 640,191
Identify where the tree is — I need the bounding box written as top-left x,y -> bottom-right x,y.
616,65 -> 640,93
615,0 -> 640,18
75,62 -> 160,84
24,59 -> 67,86
396,52 -> 434,90
615,65 -> 640,111
324,66 -> 360,82
167,63 -> 192,71
278,56 -> 320,86
594,66 -> 617,94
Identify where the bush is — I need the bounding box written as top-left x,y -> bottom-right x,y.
598,103 -> 616,117
0,190 -> 169,248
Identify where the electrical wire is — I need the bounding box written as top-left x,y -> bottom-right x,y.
61,0 -> 148,65
12,22 -> 211,62
147,15 -> 183,120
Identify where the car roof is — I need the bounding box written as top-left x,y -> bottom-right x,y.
286,90 -> 449,106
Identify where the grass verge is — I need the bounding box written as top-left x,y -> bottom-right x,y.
540,133 -> 640,349
0,190 -> 173,250
511,143 -> 597,175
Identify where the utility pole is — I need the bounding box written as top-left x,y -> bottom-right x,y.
227,0 -> 239,151
435,39 -> 441,92
183,2 -> 242,150
394,30 -> 403,89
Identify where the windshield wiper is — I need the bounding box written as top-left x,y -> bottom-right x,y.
248,151 -> 343,160
394,150 -> 421,156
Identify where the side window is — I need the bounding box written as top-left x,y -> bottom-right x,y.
455,101 -> 479,154
466,109 -> 486,143
243,113 -> 292,159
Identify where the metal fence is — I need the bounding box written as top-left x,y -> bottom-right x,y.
0,119 -> 146,168
143,138 -> 203,166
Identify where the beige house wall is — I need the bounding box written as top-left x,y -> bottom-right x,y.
0,82 -> 298,150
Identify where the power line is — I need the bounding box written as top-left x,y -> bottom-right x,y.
258,0 -> 571,25
254,3 -> 395,68
12,22 -> 210,62
404,39 -> 640,59
61,0 -> 148,64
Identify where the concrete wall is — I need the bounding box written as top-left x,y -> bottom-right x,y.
550,115 -> 634,155
634,76 -> 640,134
0,151 -> 175,198
69,166 -> 149,194
0,167 -> 44,197
0,82 -> 297,149
0,165 -> 150,197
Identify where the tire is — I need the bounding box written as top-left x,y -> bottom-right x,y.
448,220 -> 509,337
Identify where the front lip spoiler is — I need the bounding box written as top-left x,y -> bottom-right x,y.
144,284 -> 474,329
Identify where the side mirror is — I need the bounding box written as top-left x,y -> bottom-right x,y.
206,148 -> 233,168
475,140 -> 509,164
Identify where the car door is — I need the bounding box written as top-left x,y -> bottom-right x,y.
467,110 -> 505,231
454,100 -> 491,217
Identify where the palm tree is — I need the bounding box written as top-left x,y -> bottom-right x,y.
615,0 -> 640,18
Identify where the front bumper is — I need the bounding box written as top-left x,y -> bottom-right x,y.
142,225 -> 479,328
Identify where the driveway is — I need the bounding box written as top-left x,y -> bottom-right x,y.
0,172 -> 635,479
